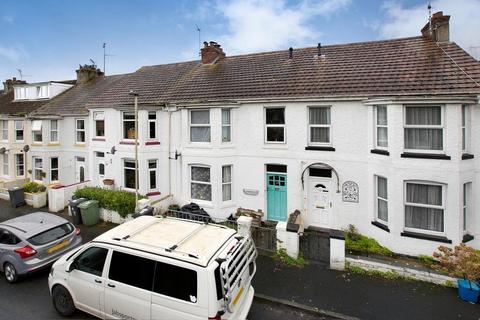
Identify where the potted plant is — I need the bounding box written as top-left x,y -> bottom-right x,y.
22,181 -> 47,208
433,243 -> 480,303
127,127 -> 136,139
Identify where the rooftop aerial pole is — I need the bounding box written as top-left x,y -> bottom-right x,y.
428,1 -> 432,36
196,25 -> 201,56
103,43 -> 106,74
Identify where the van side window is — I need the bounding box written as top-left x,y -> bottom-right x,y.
109,251 -> 155,291
74,247 -> 108,277
153,262 -> 197,303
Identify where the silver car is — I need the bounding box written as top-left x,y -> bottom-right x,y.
0,212 -> 82,283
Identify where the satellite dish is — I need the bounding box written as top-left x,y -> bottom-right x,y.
110,146 -> 116,155
23,145 -> 30,152
0,147 -> 6,154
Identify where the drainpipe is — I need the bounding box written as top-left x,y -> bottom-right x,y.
168,108 -> 172,195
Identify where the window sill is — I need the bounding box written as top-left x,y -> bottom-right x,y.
31,143 -> 43,146
371,221 -> 390,232
400,153 -> 451,160
92,137 -> 106,142
48,143 -> 60,146
305,146 -> 335,152
462,234 -> 474,243
119,140 -> 139,145
74,143 -> 86,147
370,149 -> 389,156
400,231 -> 452,243
462,153 -> 474,160
145,141 -> 161,146
146,191 -> 161,197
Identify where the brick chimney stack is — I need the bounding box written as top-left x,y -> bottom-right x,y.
76,64 -> 104,84
201,41 -> 226,64
421,11 -> 450,42
3,77 -> 27,93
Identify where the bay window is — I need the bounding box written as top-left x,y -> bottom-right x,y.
265,107 -> 285,143
2,154 -> 8,176
308,106 -> 331,145
190,110 -> 210,142
50,157 -> 59,181
148,112 -> 157,139
190,166 -> 211,201
33,157 -> 43,181
149,160 -> 157,190
404,106 -> 443,151
15,154 -> 24,177
463,182 -> 471,233
462,105 -> 470,152
404,182 -> 444,233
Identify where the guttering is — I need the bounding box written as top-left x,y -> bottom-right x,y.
363,95 -> 479,105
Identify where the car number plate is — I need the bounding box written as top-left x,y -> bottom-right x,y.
47,239 -> 70,254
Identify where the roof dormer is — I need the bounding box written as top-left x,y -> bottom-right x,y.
13,81 -> 73,101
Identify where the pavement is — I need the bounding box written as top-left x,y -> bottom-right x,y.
1,200 -> 479,320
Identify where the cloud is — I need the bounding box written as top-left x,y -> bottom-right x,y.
0,44 -> 28,62
215,0 -> 351,54
376,0 -> 480,59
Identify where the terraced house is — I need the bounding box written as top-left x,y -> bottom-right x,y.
1,11 -> 479,256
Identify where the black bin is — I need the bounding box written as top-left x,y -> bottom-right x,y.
133,206 -> 154,219
8,187 -> 26,208
69,198 -> 87,225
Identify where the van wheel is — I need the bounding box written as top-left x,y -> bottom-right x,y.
4,263 -> 18,283
52,285 -> 76,316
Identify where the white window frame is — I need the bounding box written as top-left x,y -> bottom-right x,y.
15,87 -> 26,100
374,106 -> 388,149
221,108 -> 231,143
190,165 -> 212,202
32,120 -> 42,143
32,156 -> 43,181
265,107 -> 286,144
189,110 -> 211,143
148,111 -> 157,140
308,106 -> 331,146
404,181 -> 445,236
122,112 -> 135,140
123,159 -> 137,190
463,182 -> 471,233
14,120 -> 24,142
403,105 -> 444,154
96,152 -> 105,180
15,154 -> 24,177
75,119 -> 86,143
1,120 -> 8,141
462,105 -> 470,153
148,159 -> 158,190
50,157 -> 59,181
93,112 -> 105,138
222,165 -> 232,202
50,120 -> 59,143
375,175 -> 388,224
2,154 -> 8,177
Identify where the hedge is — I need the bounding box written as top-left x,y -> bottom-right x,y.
23,182 -> 46,194
74,187 -> 144,217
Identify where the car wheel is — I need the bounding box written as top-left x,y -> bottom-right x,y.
4,262 -> 18,283
52,285 -> 76,316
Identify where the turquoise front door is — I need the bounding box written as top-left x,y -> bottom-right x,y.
266,173 -> 287,221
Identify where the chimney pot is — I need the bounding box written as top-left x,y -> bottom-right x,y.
201,40 -> 226,64
3,77 -> 27,93
289,47 -> 293,59
75,64 -> 104,84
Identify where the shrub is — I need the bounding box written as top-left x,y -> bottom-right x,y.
273,248 -> 307,267
433,243 -> 480,281
74,187 -> 144,218
345,224 -> 393,257
23,182 -> 46,194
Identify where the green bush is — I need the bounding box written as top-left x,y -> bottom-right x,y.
74,187 -> 144,217
23,182 -> 46,193
273,248 -> 307,267
345,224 -> 393,257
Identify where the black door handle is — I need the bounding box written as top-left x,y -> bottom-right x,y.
108,283 -> 116,288
95,279 -> 102,283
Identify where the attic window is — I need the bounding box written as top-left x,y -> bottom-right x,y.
36,86 -> 48,98
32,120 -> 42,143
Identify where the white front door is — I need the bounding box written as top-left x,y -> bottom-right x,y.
75,157 -> 86,182
308,178 -> 332,227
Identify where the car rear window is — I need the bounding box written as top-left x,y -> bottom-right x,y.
28,223 -> 74,245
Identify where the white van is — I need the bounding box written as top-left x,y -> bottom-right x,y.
48,216 -> 257,320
